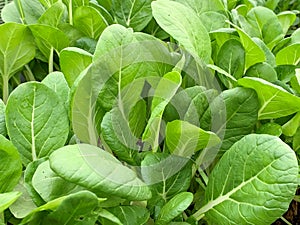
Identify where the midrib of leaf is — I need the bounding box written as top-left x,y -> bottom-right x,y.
126,0 -> 137,26
258,90 -> 279,117
31,87 -> 37,161
192,157 -> 278,219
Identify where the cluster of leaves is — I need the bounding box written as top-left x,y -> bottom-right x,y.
0,0 -> 300,224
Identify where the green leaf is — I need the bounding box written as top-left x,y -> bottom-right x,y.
201,87 -> 259,152
41,191 -> 99,225
198,12 -> 228,32
104,206 -> 150,225
38,1 -> 67,27
282,112 -> 300,136
101,108 -> 140,166
0,23 -> 35,79
73,6 -> 107,40
29,24 -> 69,60
157,192 -> 193,225
277,11 -> 296,35
0,23 -> 35,102
276,43 -> 300,65
193,134 -> 298,225
72,24 -> 177,144
216,39 -> 245,80
0,135 -> 22,193
60,47 -> 92,87
174,0 -> 225,15
49,144 -> 152,200
238,77 -> 300,119
142,71 -> 182,150
245,62 -> 277,82
0,192 -> 21,213
152,0 -> 211,63
2,0 -> 45,24
238,6 -> 283,49
42,72 -> 70,108
0,100 -> 6,136
9,175 -> 38,219
6,82 -> 69,165
141,153 -> 192,201
257,122 -> 282,136
112,0 -> 152,31
230,22 -> 266,70
165,120 -> 220,157
24,159 -> 48,207
32,161 -> 85,202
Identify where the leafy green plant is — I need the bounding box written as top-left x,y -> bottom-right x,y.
0,0 -> 300,224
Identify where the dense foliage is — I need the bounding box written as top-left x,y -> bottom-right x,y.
0,0 -> 300,224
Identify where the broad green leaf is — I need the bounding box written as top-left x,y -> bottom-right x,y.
245,62 -> 277,82
276,65 -> 296,83
112,0 -> 152,31
60,47 -> 92,87
73,6 -> 107,40
72,24 -> 177,144
141,153 -> 192,202
230,22 -> 266,70
291,68 -> 300,94
101,108 -> 140,166
41,191 -> 99,225
157,192 -> 193,225
277,11 -> 297,35
198,12 -> 228,32
282,112 -> 300,136
0,23 -> 35,102
165,120 -> 220,157
174,0 -> 225,15
252,37 -> 276,67
238,6 -> 283,49
216,39 -> 245,81
24,159 -> 48,207
42,72 -> 70,108
193,134 -> 298,225
29,24 -> 69,60
164,86 -> 212,123
32,161 -> 85,202
22,191 -> 101,224
0,192 -> 21,213
256,122 -> 282,136
1,2 -> 22,23
98,209 -> 122,225
104,206 -> 150,225
49,144 -> 152,200
291,29 -> 300,44
152,0 -> 211,63
276,43 -> 300,65
38,1 -> 67,27
238,77 -> 300,119
142,71 -> 182,150
9,175 -> 38,219
6,82 -> 69,165
2,0 -> 45,24
201,87 -> 259,152
0,135 -> 22,193
0,100 -> 6,136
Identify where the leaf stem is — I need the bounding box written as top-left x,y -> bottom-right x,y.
16,0 -> 26,24
69,0 -> 73,25
49,47 -> 54,74
2,76 -> 9,104
281,216 -> 292,225
24,65 -> 36,81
